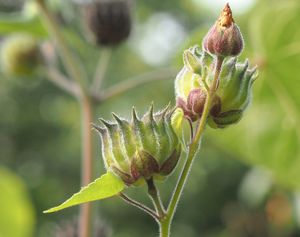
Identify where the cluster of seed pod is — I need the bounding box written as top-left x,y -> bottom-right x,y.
93,105 -> 182,186
174,4 -> 257,128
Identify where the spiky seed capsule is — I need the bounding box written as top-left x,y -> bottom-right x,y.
93,104 -> 181,186
202,3 -> 244,57
175,45 -> 258,128
81,0 -> 132,46
209,57 -> 258,128
0,34 -> 41,76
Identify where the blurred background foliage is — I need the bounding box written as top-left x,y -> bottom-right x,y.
0,0 -> 300,236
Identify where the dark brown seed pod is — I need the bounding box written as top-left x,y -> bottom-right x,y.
82,0 -> 132,46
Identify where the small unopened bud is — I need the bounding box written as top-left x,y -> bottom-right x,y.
202,3 -> 244,57
81,0 -> 132,46
0,34 -> 41,77
93,104 -> 181,186
177,89 -> 207,122
187,89 -> 206,115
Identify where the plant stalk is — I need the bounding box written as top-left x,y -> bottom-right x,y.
36,0 -> 88,93
92,68 -> 177,102
159,219 -> 171,237
120,192 -> 159,220
147,178 -> 166,218
36,1 -> 95,236
92,48 -> 112,93
159,56 -> 224,237
79,95 -> 94,237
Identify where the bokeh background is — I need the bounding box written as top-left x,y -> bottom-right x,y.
1,0 -> 300,236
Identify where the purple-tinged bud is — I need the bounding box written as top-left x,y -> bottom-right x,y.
187,89 -> 206,116
176,88 -> 222,122
202,3 -> 244,57
176,97 -> 197,122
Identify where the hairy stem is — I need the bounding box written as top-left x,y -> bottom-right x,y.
159,56 -> 224,237
160,219 -> 171,237
147,178 -> 166,218
120,192 -> 159,220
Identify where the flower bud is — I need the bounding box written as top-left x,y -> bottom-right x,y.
177,89 -> 206,122
93,104 -> 181,186
202,3 -> 244,57
175,46 -> 221,122
81,0 -> 132,46
175,45 -> 258,128
0,34 -> 41,77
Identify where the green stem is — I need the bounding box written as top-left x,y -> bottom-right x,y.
147,178 -> 166,218
119,192 -> 159,220
159,56 -> 224,237
160,220 -> 171,237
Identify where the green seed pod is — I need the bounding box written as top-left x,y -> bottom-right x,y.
0,34 -> 41,77
175,45 -> 257,128
93,104 -> 181,186
209,57 -> 258,128
202,3 -> 244,58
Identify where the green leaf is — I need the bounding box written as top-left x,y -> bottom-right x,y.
0,15 -> 47,38
44,172 -> 125,213
0,167 -> 35,237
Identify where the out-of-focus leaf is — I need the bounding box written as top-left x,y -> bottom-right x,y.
0,167 -> 35,237
44,172 -> 125,213
207,0 -> 300,190
0,15 -> 47,37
